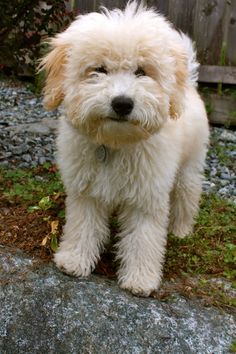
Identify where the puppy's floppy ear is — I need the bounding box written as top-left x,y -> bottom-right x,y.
39,39 -> 68,110
169,46 -> 188,119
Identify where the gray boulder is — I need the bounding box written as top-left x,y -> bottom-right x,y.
0,246 -> 235,354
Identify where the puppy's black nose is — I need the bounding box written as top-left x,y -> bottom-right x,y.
111,95 -> 134,116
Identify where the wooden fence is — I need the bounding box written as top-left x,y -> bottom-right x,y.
72,0 -> 236,84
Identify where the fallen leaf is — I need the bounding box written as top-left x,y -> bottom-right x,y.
41,235 -> 49,246
51,220 -> 59,234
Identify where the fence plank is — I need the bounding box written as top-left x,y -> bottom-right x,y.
204,94 -> 236,126
73,0 -> 236,69
147,0 -> 169,16
193,0 -> 227,65
227,0 -> 236,65
167,0 -> 196,36
98,0 -> 127,10
75,0 -> 95,14
199,65 -> 236,84
75,0 -> 127,13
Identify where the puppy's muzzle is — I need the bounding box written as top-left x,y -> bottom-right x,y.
111,95 -> 134,121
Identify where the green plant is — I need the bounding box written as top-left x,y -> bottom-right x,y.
28,196 -> 56,212
229,111 -> 236,118
1,166 -> 64,203
218,41 -> 227,95
230,340 -> 236,353
0,0 -> 74,76
41,220 -> 59,252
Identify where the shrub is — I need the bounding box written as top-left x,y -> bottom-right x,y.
0,0 -> 74,76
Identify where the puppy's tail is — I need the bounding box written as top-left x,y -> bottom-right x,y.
180,33 -> 199,87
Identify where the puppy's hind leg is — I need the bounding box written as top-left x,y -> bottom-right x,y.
168,163 -> 203,238
54,195 -> 109,277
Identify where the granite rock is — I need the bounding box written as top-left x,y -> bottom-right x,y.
0,247 -> 235,354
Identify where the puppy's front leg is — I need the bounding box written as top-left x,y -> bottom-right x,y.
54,195 -> 109,277
117,206 -> 168,297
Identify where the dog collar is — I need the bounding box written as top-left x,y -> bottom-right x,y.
95,145 -> 108,163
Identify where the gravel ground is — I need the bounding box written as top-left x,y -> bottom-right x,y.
0,80 -> 235,202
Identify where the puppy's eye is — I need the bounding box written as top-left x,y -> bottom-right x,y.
94,66 -> 108,74
135,67 -> 146,77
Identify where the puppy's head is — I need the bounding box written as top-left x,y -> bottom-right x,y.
40,1 -> 188,148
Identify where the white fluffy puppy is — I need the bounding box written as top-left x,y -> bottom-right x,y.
40,1 -> 209,296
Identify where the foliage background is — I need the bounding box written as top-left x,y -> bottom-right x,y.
0,0 -> 74,76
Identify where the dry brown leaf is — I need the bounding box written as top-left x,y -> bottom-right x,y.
50,220 -> 59,234
41,235 -> 49,246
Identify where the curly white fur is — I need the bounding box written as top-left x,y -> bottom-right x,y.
40,1 -> 209,296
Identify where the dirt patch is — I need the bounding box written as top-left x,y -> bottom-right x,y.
0,205 -> 59,261
0,199 -> 117,277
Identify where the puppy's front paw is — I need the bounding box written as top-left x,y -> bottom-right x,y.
54,250 -> 94,277
118,274 -> 161,297
170,223 -> 193,238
